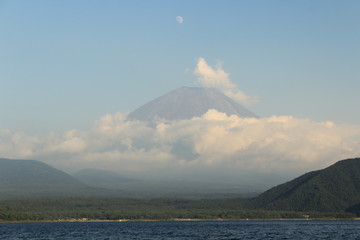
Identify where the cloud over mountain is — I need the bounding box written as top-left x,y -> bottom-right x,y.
1,110 -> 360,185
194,58 -> 258,106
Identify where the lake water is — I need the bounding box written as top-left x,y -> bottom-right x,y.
0,220 -> 359,239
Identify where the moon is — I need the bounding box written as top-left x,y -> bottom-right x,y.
176,16 -> 183,24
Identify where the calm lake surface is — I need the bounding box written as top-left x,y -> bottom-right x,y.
0,220 -> 359,239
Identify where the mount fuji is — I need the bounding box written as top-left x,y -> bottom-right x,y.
127,87 -> 258,122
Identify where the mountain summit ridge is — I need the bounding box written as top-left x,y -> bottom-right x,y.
127,87 -> 258,122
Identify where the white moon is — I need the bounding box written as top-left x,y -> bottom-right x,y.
176,16 -> 183,24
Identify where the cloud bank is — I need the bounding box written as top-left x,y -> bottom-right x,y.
194,58 -> 258,106
1,110 -> 360,184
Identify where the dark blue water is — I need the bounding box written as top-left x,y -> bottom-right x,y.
0,220 -> 359,239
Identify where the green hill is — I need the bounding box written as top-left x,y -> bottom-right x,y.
250,158 -> 360,213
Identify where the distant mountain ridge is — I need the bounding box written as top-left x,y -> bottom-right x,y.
0,158 -> 85,187
73,168 -> 135,189
0,158 -> 97,199
250,158 -> 360,213
127,87 -> 258,122
0,158 -> 259,199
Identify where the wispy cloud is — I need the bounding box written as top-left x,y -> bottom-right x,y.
194,58 -> 258,106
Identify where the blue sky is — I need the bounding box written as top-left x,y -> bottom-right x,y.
1,0 -> 359,133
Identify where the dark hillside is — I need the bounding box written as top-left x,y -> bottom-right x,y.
250,158 -> 360,212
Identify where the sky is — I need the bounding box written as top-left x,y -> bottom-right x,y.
1,1 -> 360,185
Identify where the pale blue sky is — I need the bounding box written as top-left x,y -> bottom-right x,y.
1,0 -> 359,133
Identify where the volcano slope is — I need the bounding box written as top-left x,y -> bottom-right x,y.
127,87 -> 258,122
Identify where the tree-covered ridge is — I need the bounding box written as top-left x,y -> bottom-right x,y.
0,197 -> 354,222
250,158 -> 360,212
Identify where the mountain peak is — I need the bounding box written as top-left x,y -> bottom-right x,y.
127,87 -> 258,122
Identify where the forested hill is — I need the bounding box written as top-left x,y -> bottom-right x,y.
250,158 -> 360,213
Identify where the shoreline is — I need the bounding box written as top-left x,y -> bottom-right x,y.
1,218 -> 359,224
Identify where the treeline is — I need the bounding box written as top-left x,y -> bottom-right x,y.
0,197 -> 355,222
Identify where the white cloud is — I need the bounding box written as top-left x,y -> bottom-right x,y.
194,58 -> 258,105
1,110 -> 360,185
